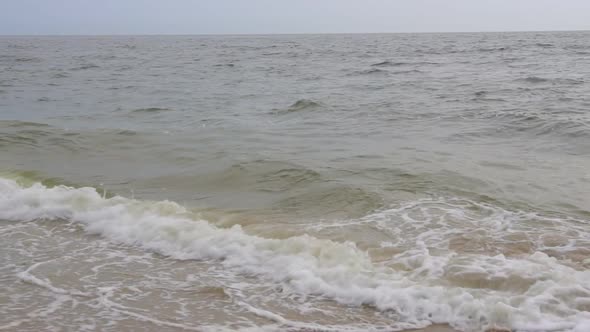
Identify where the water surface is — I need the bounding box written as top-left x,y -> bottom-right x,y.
1,32 -> 590,332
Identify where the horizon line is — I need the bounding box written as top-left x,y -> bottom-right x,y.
1,28 -> 589,37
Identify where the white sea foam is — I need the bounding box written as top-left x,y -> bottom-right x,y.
1,177 -> 590,332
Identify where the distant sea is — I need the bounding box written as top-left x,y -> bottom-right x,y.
1,31 -> 590,332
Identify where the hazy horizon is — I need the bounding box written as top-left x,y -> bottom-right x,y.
2,29 -> 590,37
2,0 -> 590,36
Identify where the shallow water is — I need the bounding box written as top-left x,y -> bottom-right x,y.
1,32 -> 590,332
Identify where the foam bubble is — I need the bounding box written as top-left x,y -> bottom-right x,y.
1,177 -> 589,331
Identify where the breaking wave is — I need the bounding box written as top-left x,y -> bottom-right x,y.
1,177 -> 590,332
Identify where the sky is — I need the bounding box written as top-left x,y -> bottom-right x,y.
1,0 -> 590,35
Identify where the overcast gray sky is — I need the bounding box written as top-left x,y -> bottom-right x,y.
2,0 -> 590,35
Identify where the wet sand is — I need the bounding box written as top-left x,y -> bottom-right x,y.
408,325 -> 458,332
408,326 -> 509,332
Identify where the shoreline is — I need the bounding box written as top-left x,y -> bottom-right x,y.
407,326 -> 458,332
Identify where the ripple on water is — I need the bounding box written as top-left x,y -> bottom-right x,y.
130,107 -> 174,114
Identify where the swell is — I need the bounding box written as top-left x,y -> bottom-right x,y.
286,99 -> 323,112
271,99 -> 325,114
148,160 -> 324,192
517,76 -> 585,85
1,177 -> 590,331
370,61 -> 408,67
347,68 -> 390,76
130,107 -> 174,114
0,120 -> 51,128
142,160 -> 382,218
0,121 -> 60,149
0,121 -> 145,151
451,110 -> 590,140
370,60 -> 438,67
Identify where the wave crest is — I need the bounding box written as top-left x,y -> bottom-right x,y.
2,178 -> 590,331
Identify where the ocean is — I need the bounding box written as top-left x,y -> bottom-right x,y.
1,31 -> 589,332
